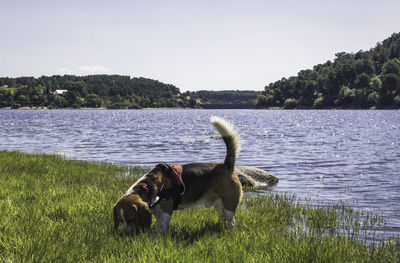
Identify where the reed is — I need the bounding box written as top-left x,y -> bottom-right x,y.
0,151 -> 398,262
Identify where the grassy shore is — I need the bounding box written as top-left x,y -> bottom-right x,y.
0,151 -> 399,262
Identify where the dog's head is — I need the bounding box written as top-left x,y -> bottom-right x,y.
113,193 -> 152,235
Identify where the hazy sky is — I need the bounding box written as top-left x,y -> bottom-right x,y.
1,0 -> 399,91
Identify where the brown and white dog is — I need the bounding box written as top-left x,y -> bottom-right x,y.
113,116 -> 242,234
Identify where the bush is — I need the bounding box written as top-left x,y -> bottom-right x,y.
255,94 -> 276,108
284,98 -> 298,109
338,86 -> 355,105
394,95 -> 400,106
367,91 -> 380,106
313,96 -> 325,109
255,95 -> 267,107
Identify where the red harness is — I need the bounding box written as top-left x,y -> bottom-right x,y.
151,163 -> 185,210
161,164 -> 183,191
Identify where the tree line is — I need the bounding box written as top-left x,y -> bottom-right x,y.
183,90 -> 260,108
0,75 -> 186,109
256,32 -> 400,109
0,75 -> 261,109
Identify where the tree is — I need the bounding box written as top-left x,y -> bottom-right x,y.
63,81 -> 89,98
394,95 -> 400,106
382,59 -> 400,76
338,85 -> 355,105
17,95 -> 29,103
367,91 -> 380,106
389,38 -> 400,59
313,94 -> 325,108
54,95 -> 68,108
355,59 -> 375,75
354,73 -> 371,106
0,87 -> 13,107
380,74 -> 399,105
370,76 -> 382,91
284,98 -> 297,109
85,94 -> 102,108
65,90 -> 81,108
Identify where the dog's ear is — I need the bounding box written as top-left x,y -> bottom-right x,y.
113,204 -> 120,230
137,202 -> 152,230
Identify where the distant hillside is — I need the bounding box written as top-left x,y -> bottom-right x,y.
184,90 -> 260,109
0,75 -> 260,109
256,32 -> 400,109
0,75 -> 187,109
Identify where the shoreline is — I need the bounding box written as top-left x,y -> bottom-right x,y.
1,106 -> 399,110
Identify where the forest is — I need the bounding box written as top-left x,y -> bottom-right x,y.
0,75 -> 188,109
0,75 -> 259,109
183,90 -> 260,109
255,32 -> 400,109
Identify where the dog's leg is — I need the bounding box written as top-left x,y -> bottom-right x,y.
212,198 -> 236,228
213,174 -> 242,228
223,209 -> 235,228
150,205 -> 171,233
150,200 -> 174,233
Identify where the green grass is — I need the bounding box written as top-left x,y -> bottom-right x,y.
0,151 -> 399,262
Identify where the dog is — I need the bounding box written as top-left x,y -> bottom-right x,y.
113,116 -> 242,234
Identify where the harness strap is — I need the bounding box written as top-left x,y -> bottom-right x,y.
151,163 -> 185,210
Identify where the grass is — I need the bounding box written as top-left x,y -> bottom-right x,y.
0,150 -> 399,262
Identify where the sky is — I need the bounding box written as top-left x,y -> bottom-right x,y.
0,0 -> 399,91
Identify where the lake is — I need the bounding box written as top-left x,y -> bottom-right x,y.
1,109 -> 399,238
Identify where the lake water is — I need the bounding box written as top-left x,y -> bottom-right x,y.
1,109 -> 399,238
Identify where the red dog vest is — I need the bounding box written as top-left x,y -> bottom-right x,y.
161,164 -> 183,191
152,163 -> 185,210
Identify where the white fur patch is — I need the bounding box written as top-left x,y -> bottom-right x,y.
224,209 -> 235,228
210,116 -> 236,137
126,174 -> 147,194
120,208 -> 126,225
210,116 -> 240,153
212,198 -> 236,228
120,208 -> 131,234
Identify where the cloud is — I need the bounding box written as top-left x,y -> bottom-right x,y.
58,68 -> 72,74
78,65 -> 111,73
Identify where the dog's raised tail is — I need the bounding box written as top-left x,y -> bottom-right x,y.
210,116 -> 240,170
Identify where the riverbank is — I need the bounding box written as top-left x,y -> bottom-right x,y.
0,151 -> 398,262
1,105 -> 399,110
0,106 -> 108,110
